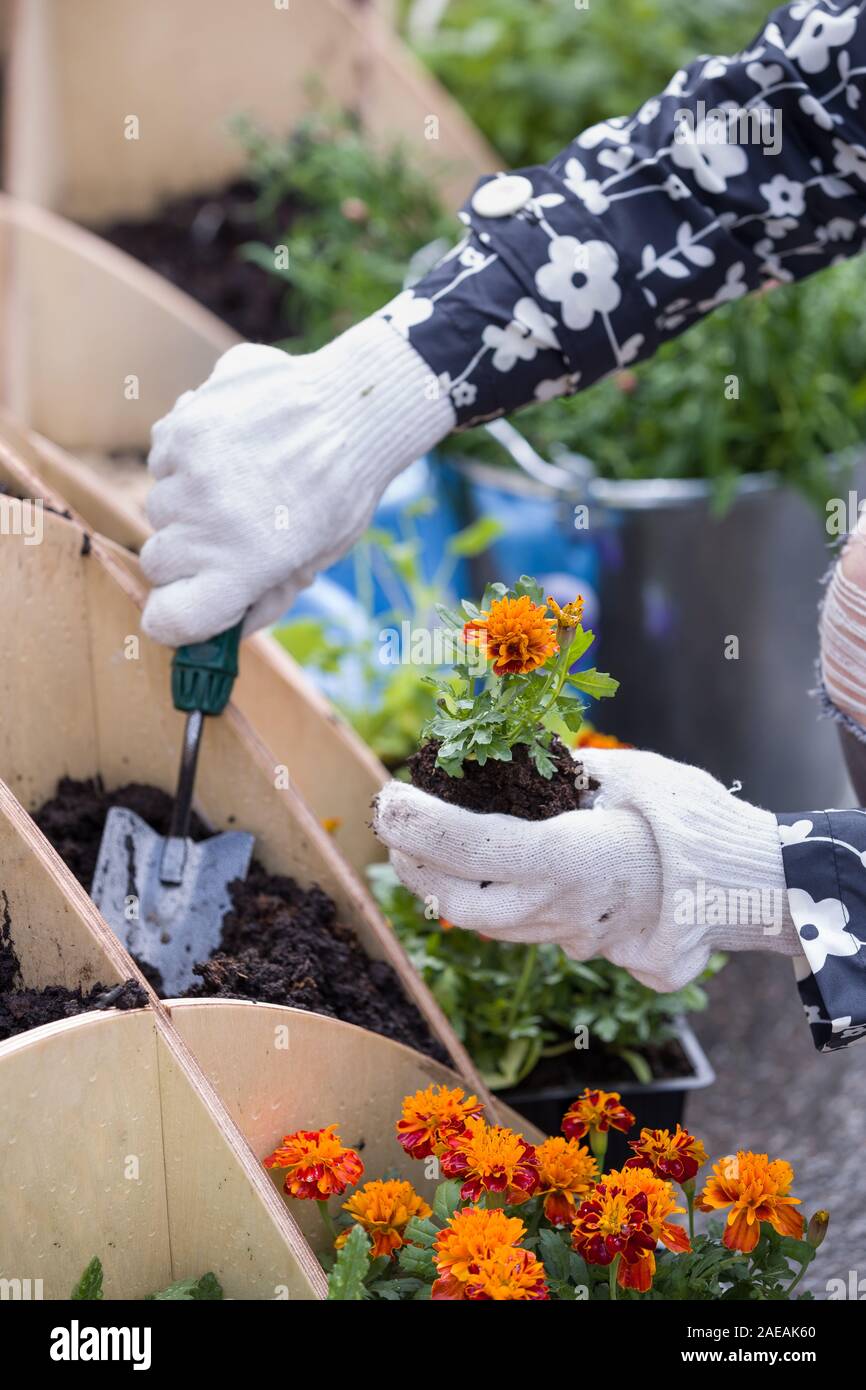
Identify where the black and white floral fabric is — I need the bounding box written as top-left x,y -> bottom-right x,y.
778,811 -> 866,1050
381,0 -> 866,428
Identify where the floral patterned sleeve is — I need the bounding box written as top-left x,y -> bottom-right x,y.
380,0 -> 866,428
778,811 -> 866,1051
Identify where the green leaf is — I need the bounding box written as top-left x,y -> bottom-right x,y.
560,702 -> 586,733
529,740 -> 556,779
563,627 -> 595,663
327,1225 -> 371,1300
448,516 -> 505,557
538,1228 -> 572,1283
568,668 -> 620,699
514,575 -> 545,603
433,1181 -> 463,1224
481,581 -> 508,608
71,1256 -> 104,1301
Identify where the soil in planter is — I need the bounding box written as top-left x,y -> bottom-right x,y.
408,736 -> 595,820
96,180 -> 294,344
35,778 -> 449,1063
511,1036 -> 693,1096
0,897 -> 147,1043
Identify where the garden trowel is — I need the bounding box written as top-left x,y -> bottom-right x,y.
92,623 -> 254,994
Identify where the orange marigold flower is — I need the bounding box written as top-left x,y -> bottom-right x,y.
696,1151 -> 803,1253
337,1179 -> 432,1258
605,1166 -> 690,1289
562,1089 -> 635,1141
263,1124 -> 364,1200
432,1206 -> 528,1300
547,594 -> 585,629
575,730 -> 633,749
396,1083 -> 483,1160
535,1136 -> 599,1227
463,594 -> 558,676
626,1124 -> 708,1185
441,1116 -> 540,1204
571,1182 -> 656,1288
458,1246 -> 549,1302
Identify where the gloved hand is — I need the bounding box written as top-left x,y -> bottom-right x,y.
140,316 -> 454,646
374,748 -> 799,993
820,517 -> 866,731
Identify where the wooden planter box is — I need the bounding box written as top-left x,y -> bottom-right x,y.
0,195 -> 388,875
0,778 -> 323,1299
0,499 -> 487,1094
0,760 -> 538,1297
3,0 -> 496,218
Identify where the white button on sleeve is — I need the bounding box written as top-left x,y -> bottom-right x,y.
471,174 -> 534,218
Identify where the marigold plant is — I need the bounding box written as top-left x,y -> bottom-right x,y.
424,576 -> 618,778
338,1180 -> 432,1258
396,1083 -> 483,1159
267,1094 -> 828,1302
263,1124 -> 363,1201
696,1151 -> 804,1253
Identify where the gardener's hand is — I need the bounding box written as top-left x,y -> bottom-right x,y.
374,748 -> 798,993
140,318 -> 454,646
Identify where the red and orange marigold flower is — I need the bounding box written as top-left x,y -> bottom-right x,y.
441,1116 -> 540,1205
626,1124 -> 708,1185
458,1245 -> 549,1301
534,1136 -> 599,1227
463,594 -> 558,676
604,1166 -> 691,1290
562,1089 -> 635,1142
338,1179 -> 432,1258
571,1181 -> 657,1287
432,1207 -> 546,1301
696,1151 -> 804,1253
396,1084 -> 483,1160
263,1124 -> 364,1200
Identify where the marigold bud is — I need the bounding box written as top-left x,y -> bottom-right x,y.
807,1209 -> 830,1248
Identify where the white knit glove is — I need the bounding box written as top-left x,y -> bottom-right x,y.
374,748 -> 798,993
820,518 -> 866,730
140,317 -> 454,645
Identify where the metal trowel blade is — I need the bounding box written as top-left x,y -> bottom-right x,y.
91,806 -> 254,996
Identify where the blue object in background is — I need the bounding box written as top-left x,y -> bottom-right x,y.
450,453 -> 602,634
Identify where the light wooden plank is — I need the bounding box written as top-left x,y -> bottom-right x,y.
153,1016 -> 324,1299
169,998 -> 546,1257
0,193 -> 235,449
0,777 -> 154,994
5,0 -> 497,219
0,1010 -> 172,1299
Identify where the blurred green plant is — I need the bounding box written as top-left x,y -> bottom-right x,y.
234,108 -> 456,349
452,264 -> 866,508
399,0 -> 778,168
369,861 -> 724,1089
273,503 -> 505,768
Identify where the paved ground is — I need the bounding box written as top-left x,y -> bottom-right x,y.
688,951 -> 864,1297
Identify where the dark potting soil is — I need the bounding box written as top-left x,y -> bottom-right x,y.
96,180 -> 294,344
408,736 -> 595,820
0,893 -> 147,1043
34,778 -> 449,1063
508,1035 -> 692,1099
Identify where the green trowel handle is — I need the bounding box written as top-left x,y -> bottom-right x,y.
171,620 -> 244,716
